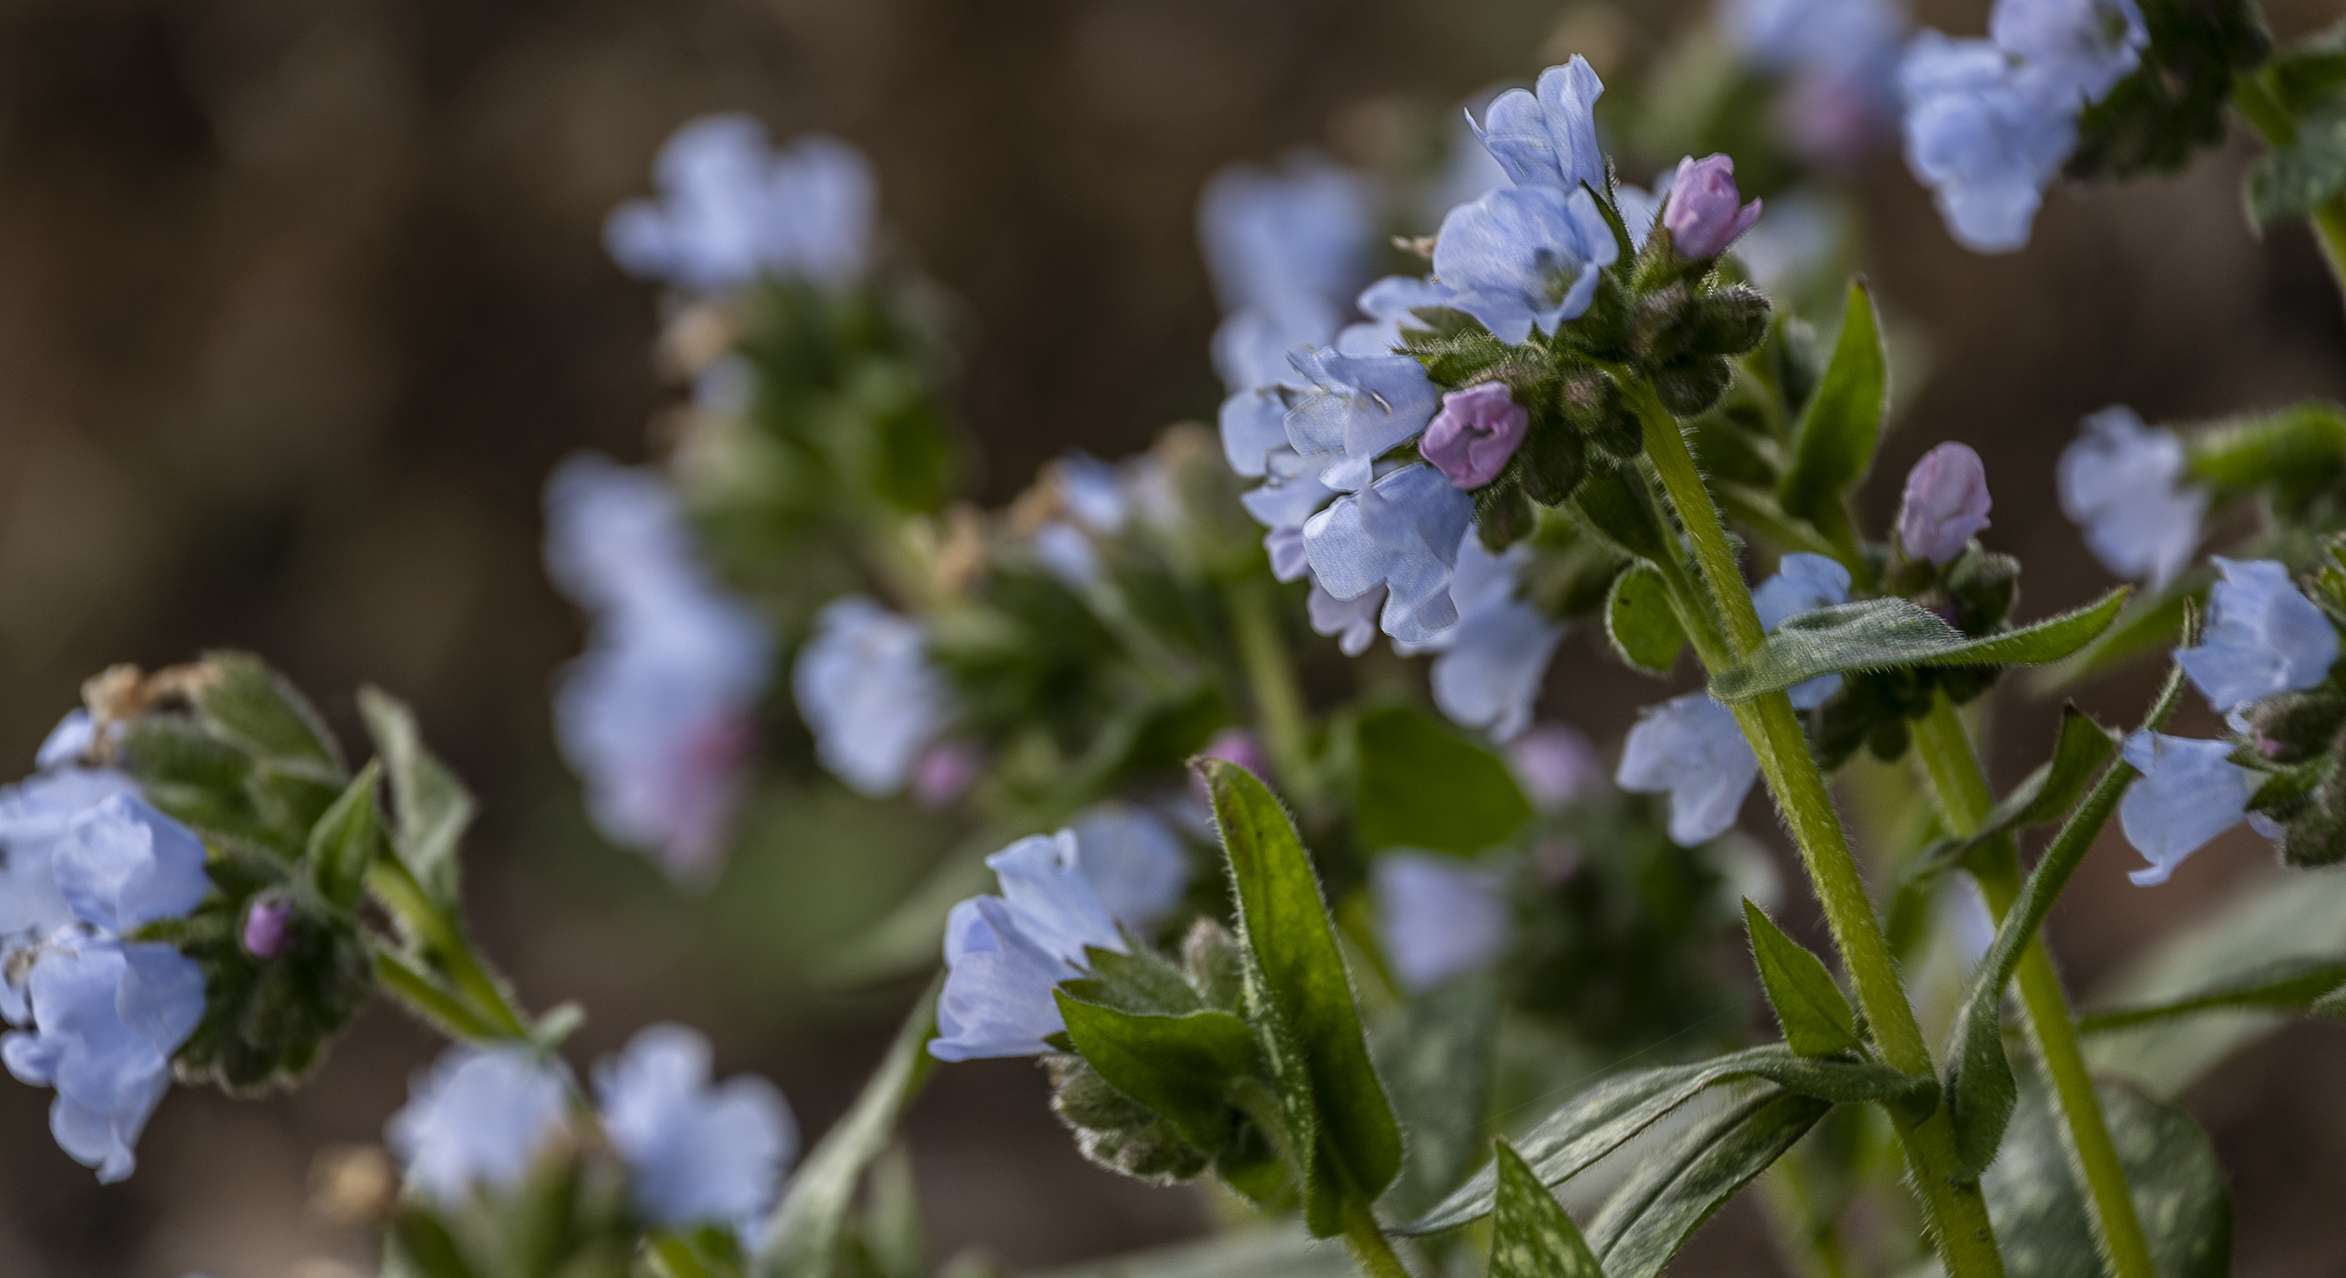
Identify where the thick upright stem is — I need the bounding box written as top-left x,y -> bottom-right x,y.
1911,697 -> 2156,1278
1339,1198 -> 1413,1278
1633,383 -> 2006,1278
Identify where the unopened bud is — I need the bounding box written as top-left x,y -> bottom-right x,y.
1662,154 -> 1763,260
1897,443 -> 1993,566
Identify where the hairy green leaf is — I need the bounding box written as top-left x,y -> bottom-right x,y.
2079,954 -> 2346,1034
1708,589 -> 2130,703
192,651 -> 344,779
1350,703 -> 1533,857
1376,971 -> 1501,1216
358,688 -> 477,901
1587,1092 -> 1829,1278
1742,901 -> 1861,1058
1907,707 -> 2119,876
1981,1076 -> 2230,1278
1490,1141 -> 1605,1278
1776,281 -> 1886,524
2246,101 -> 2346,227
307,761 -> 385,910
1055,995 -> 1259,1156
1605,566 -> 1686,677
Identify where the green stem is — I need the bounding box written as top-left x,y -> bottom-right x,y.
1910,697 -> 2156,1278
1631,380 -> 2005,1278
1339,1197 -> 1415,1278
2234,70 -> 2346,314
649,1235 -> 713,1278
1229,578 -> 1318,805
371,946 -> 504,1042
367,859 -> 532,1040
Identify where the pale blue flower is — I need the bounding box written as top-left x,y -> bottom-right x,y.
1429,184 -> 1620,345
50,795 -> 211,936
1031,522 -> 1104,590
1302,464 -> 1475,645
2118,731 -> 2268,886
1283,347 -> 1443,493
1730,0 -> 1906,78
1426,538 -> 1564,741
388,1045 -> 572,1204
594,1024 -> 796,1229
1617,693 -> 1761,846
1336,276 -> 1451,359
932,818 -> 1190,1062
1898,35 -> 2079,253
605,117 -> 875,293
1468,58 -> 1608,194
1989,0 -> 2145,102
547,456 -> 774,876
1,936 -> 203,1183
1220,386 -> 1296,481
1752,553 -> 1854,710
1509,725 -> 1603,812
0,769 -> 138,941
1308,584 -> 1385,656
1198,154 -> 1375,334
1372,853 -> 1513,993
33,711 -> 102,771
2056,407 -> 2206,587
2177,559 -> 2340,715
793,597 -> 951,798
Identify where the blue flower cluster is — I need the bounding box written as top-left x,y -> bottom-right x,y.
793,596 -> 954,799
2057,406 -> 2207,587
605,115 -> 876,295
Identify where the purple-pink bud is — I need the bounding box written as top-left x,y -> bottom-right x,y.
242,896 -> 294,959
1418,383 -> 1530,490
1201,728 -> 1269,779
1509,725 -> 1601,812
1897,442 -> 1993,566
912,741 -> 983,808
1662,154 -> 1763,260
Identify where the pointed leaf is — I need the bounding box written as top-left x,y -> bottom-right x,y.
1905,706 -> 2120,876
307,761 -> 386,910
1377,971 -> 1501,1216
1200,760 -> 1403,1232
1742,901 -> 1861,1058
1708,589 -> 2130,703
2078,954 -> 2346,1033
191,651 -> 345,779
1490,1141 -> 1606,1278
1605,566 -> 1686,677
1775,280 -> 1885,524
1586,1092 -> 1829,1278
1055,994 -> 1261,1156
358,687 -> 476,900
1981,1076 -> 2230,1277
2245,100 -> 2346,228
1349,703 -> 1532,857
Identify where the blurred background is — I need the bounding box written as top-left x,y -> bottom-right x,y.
1,0 -> 2342,1273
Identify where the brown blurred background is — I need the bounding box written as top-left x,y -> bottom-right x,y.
2,0 -> 2343,1274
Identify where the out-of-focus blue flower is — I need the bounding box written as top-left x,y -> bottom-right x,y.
1372,853 -> 1513,993
1989,0 -> 2145,101
2056,407 -> 2206,587
932,818 -> 1190,1062
594,1024 -> 796,1229
2118,731 -> 2269,886
388,1045 -> 572,1205
2177,559 -> 2340,716
547,456 -> 774,877
1307,584 -> 1385,656
1283,348 -> 1443,493
33,712 -> 103,771
1660,155 -> 1765,260
1199,154 -> 1376,335
1337,276 -> 1451,359
793,597 -> 951,799
1,937 -> 204,1183
1897,441 -> 1994,565
0,768 -> 137,942
605,116 -> 875,294
1468,58 -> 1608,194
1898,36 -> 2081,253
1726,0 -> 1907,161
1426,538 -> 1563,741
1302,464 -> 1476,645
1752,553 -> 1854,709
1617,694 -> 1761,846
911,742 -> 984,810
1509,725 -> 1603,812
1429,184 -> 1620,345
1420,384 -> 1531,490
51,795 -> 211,937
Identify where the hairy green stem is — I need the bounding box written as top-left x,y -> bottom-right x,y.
1339,1197 -> 1415,1278
367,859 -> 532,1040
1229,578 -> 1318,805
1632,381 -> 2006,1278
1910,697 -> 2155,1278
2234,70 -> 2346,314
371,946 -> 504,1042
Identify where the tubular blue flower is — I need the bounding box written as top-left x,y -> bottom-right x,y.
2056,407 -> 2207,587
1307,584 -> 1384,656
793,597 -> 951,799
1616,694 -> 1762,846
1898,35 -> 2079,253
2118,732 -> 2267,886
1660,155 -> 1765,260
51,795 -> 212,936
1,937 -> 204,1183
1426,538 -> 1564,741
1419,384 -> 1531,490
932,819 -> 1190,1062
1282,347 -> 1443,493
1337,276 -> 1451,359
547,457 -> 774,877
605,117 -> 875,294
0,768 -> 138,942
593,1024 -> 796,1229
1430,184 -> 1621,345
1509,725 -> 1603,812
1897,441 -> 1994,565
1301,464 -> 1476,645
1751,553 -> 1854,709
1198,154 -> 1376,335
1468,58 -> 1608,194
1220,387 -> 1295,481
388,1045 -> 572,1205
2177,559 -> 2341,716
1372,853 -> 1514,993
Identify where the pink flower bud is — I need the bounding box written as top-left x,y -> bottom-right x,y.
242,896 -> 294,959
1418,383 -> 1530,490
1201,728 -> 1268,779
1662,154 -> 1764,260
1897,442 -> 1993,566
912,741 -> 983,808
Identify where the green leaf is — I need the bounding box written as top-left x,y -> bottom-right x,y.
1054,994 -> 1260,1155
1980,1076 -> 2230,1278
1707,589 -> 2130,703
191,652 -> 344,779
2184,399 -> 2346,506
306,761 -> 386,910
2268,20 -> 2346,114
2028,579 -> 2199,695
1604,566 -> 1686,677
1944,655 -> 2189,1181
1200,759 -> 1403,1234
1376,970 -> 1501,1216
1400,1045 -> 1929,1234
2246,100 -> 2346,227
1742,901 -> 1861,1058
358,688 -> 477,900
1568,467 -> 1675,568
1906,707 -> 2120,874
1586,1091 -> 1829,1278
1490,1141 -> 1606,1278
1349,702 -> 1534,857
759,980 -> 940,1277
1027,1230 -> 1350,1278
2079,954 -> 2346,1034
1775,280 -> 1886,524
